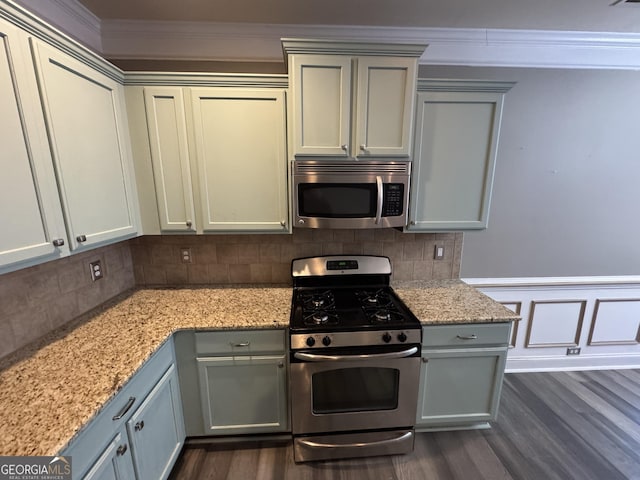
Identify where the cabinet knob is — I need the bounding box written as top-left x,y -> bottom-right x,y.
278,361 -> 284,368
280,220 -> 286,227
410,221 -> 416,225
341,144 -> 348,152
76,234 -> 87,243
186,220 -> 193,229
134,420 -> 145,431
360,144 -> 367,151
422,358 -> 429,363
116,444 -> 128,456
52,238 -> 65,247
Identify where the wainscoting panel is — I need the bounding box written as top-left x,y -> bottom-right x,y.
588,299 -> 640,346
465,277 -> 640,372
525,300 -> 586,348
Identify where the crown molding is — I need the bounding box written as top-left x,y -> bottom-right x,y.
8,0 -> 101,52
281,38 -> 427,59
417,79 -> 516,93
99,20 -> 640,70
123,72 -> 288,88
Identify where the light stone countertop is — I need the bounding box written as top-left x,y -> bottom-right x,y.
0,281 -> 518,457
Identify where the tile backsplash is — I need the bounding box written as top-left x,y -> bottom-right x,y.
0,230 -> 462,360
0,243 -> 134,359
131,230 -> 463,286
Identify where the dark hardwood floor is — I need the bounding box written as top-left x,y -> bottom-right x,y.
169,369 -> 640,480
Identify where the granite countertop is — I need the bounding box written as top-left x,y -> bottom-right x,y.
0,280 -> 518,457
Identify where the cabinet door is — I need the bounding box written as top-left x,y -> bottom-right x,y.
31,40 -> 138,250
290,55 -> 351,156
408,90 -> 505,231
143,87 -> 196,232
355,56 -> 416,157
84,430 -> 136,480
197,355 -> 288,435
190,88 -> 288,232
416,347 -> 507,428
0,19 -> 67,271
127,364 -> 185,480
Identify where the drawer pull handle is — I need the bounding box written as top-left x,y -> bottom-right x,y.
456,334 -> 478,340
112,397 -> 136,420
135,420 -> 145,431
116,444 -> 128,456
232,342 -> 250,347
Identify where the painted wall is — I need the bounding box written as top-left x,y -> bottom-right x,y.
419,66 -> 640,278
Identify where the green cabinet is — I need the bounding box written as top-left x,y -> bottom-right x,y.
416,323 -> 510,430
194,329 -> 289,435
133,85 -> 289,233
284,40 -> 425,159
127,364 -> 185,480
0,17 -> 68,272
407,80 -> 514,231
83,429 -> 136,480
62,341 -> 184,480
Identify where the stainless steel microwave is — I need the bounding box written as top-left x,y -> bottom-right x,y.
293,160 -> 411,229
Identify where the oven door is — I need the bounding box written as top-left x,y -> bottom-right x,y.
289,346 -> 420,435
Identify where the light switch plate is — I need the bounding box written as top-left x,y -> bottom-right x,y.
434,245 -> 445,260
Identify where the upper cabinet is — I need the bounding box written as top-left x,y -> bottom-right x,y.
0,18 -> 68,269
284,39 -> 426,159
129,81 -> 289,234
0,9 -> 139,275
31,40 -> 138,250
407,80 -> 515,231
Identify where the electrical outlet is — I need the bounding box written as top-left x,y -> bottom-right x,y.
89,260 -> 103,281
566,347 -> 581,355
434,245 -> 445,260
180,248 -> 192,263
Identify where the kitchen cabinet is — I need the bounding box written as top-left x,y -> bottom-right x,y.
131,84 -> 289,233
62,340 -> 184,480
407,80 -> 514,231
30,39 -> 138,250
284,40 -> 425,159
190,88 -> 288,232
416,323 -> 510,430
143,87 -> 196,232
127,364 -> 184,480
83,429 -> 136,480
195,329 -> 289,435
0,17 -> 68,272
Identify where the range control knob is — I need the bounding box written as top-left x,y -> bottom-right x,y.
322,336 -> 332,347
306,337 -> 316,347
398,332 -> 408,343
382,332 -> 392,343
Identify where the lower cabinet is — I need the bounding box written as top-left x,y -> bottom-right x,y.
191,329 -> 289,436
127,364 -> 185,480
416,323 -> 510,430
83,429 -> 136,480
197,355 -> 288,435
62,341 -> 185,480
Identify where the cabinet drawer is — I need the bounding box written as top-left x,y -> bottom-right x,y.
195,329 -> 285,355
61,340 -> 175,477
422,323 -> 511,347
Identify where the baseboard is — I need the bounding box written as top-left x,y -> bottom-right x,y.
506,354 -> 640,373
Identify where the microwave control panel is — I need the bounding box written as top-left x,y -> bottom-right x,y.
382,184 -> 405,217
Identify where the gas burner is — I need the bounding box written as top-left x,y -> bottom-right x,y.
304,311 -> 339,326
301,290 -> 335,311
356,289 -> 393,308
367,309 -> 405,324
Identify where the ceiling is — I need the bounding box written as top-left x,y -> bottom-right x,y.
75,0 -> 640,33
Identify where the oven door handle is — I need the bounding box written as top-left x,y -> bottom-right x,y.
373,175 -> 383,224
297,430 -> 413,450
293,346 -> 418,362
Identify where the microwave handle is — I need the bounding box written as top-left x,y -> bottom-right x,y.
375,176 -> 383,224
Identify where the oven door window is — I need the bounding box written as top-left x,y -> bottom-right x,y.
298,183 -> 377,218
311,367 -> 399,414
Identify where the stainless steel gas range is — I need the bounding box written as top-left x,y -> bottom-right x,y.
289,255 -> 422,462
